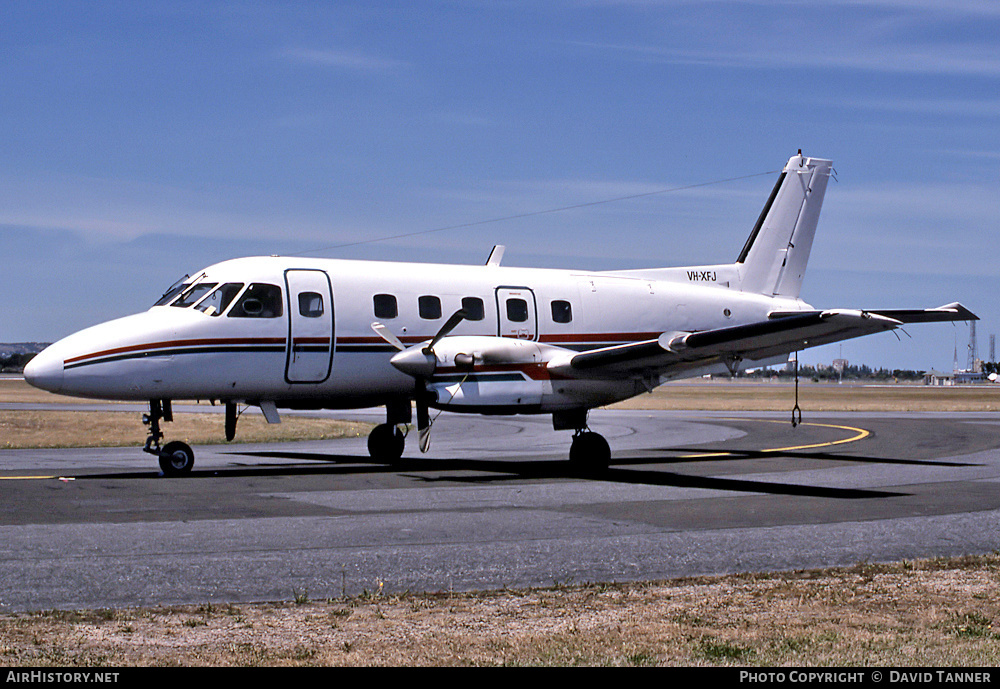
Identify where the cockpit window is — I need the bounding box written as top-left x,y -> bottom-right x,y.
228,283 -> 283,318
172,283 -> 218,308
195,283 -> 245,316
154,280 -> 191,306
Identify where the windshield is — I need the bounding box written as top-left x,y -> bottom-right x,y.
172,283 -> 218,309
153,276 -> 191,306
195,283 -> 245,316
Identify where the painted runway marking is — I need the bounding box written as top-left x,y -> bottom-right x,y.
0,475 -> 58,480
680,419 -> 870,458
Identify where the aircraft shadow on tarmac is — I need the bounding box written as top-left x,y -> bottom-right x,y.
644,447 -> 977,468
71,440 -> 986,499
213,448 -> 912,500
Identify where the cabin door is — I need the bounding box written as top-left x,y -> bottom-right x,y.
495,286 -> 538,341
284,269 -> 334,383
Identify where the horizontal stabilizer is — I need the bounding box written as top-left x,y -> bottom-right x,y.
767,302 -> 978,324
549,303 -> 977,380
865,302 -> 978,324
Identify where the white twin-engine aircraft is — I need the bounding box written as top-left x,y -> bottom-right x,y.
24,152 -> 976,476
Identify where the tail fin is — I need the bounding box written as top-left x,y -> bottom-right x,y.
736,152 -> 832,298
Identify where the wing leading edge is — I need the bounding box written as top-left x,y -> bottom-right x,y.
548,303 -> 977,380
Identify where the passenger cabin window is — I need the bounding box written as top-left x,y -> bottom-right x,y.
418,295 -> 442,320
551,300 -> 573,324
506,298 -> 529,323
298,292 -> 324,318
373,294 -> 397,319
196,283 -> 245,316
228,283 -> 283,318
462,297 -> 485,321
172,283 -> 218,309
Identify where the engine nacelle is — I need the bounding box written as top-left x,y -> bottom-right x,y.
390,336 -> 553,410
389,335 -> 548,377
390,335 -> 640,412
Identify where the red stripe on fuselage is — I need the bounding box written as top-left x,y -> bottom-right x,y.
64,337 -> 287,365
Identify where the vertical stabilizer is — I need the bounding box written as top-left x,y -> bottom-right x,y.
736,152 -> 832,297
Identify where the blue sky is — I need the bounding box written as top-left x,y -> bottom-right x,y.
2,1 -> 997,372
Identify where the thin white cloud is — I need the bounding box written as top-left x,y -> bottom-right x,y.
824,96 -> 1000,118
574,40 -> 1000,77
280,47 -> 410,72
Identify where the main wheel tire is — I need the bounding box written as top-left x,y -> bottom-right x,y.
367,423 -> 406,463
159,441 -> 195,476
569,431 -> 611,476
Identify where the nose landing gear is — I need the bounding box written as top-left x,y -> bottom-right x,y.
143,399 -> 195,476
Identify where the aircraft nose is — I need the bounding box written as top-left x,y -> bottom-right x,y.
23,349 -> 64,393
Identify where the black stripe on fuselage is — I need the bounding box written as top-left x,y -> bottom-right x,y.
63,345 -> 287,370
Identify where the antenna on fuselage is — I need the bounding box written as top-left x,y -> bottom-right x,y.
486,245 -> 505,266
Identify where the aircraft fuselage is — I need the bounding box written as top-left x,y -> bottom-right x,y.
26,254 -> 807,413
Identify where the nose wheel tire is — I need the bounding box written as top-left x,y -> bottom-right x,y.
159,441 -> 195,476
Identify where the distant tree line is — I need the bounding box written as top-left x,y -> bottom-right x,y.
0,353 -> 37,373
742,363 -> 927,382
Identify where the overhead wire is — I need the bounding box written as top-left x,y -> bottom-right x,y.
292,169 -> 781,257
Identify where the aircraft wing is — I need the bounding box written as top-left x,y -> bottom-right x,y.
549,303 -> 977,379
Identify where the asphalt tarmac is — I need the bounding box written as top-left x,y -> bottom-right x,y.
2,407 -> 1000,612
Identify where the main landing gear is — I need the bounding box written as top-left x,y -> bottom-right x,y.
367,423 -> 406,462
557,408 -> 611,476
367,399 -> 410,463
569,430 -> 611,476
366,404 -> 613,475
143,399 -> 195,476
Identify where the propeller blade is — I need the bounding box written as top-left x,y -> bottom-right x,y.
371,322 -> 406,351
416,382 -> 432,453
424,308 -> 468,354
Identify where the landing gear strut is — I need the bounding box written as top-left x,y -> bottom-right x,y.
143,399 -> 195,476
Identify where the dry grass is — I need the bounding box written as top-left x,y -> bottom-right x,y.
612,380 -> 1000,412
0,410 -> 370,449
0,379 -> 370,448
0,379 -> 106,405
1,555 -> 998,667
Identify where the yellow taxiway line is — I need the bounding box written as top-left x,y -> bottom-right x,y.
0,475 -> 69,481
680,419 -> 870,458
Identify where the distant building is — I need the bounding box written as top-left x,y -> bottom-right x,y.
924,369 -> 986,385
924,370 -> 954,386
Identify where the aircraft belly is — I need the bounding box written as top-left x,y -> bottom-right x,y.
429,375 -> 638,413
